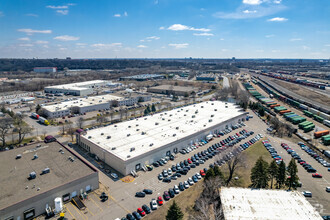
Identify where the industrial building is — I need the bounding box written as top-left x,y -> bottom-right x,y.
0,142 -> 99,220
44,80 -> 108,96
119,74 -> 165,81
76,101 -> 247,175
147,85 -> 197,96
33,67 -> 57,73
196,73 -> 216,81
220,187 -> 322,220
42,94 -> 151,118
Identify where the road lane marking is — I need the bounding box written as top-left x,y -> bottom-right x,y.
64,204 -> 75,220
90,196 -> 104,211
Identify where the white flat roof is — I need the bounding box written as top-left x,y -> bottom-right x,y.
45,80 -> 107,90
220,187 -> 322,220
82,101 -> 245,161
43,94 -> 123,112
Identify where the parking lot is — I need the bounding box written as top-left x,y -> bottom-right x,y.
50,109 -> 329,220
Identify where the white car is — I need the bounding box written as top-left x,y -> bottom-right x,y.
150,199 -> 158,210
173,185 -> 180,194
168,168 -> 172,175
326,187 -> 330,192
196,173 -> 202,179
188,177 -> 194,185
302,191 -> 312,197
184,181 -> 189,189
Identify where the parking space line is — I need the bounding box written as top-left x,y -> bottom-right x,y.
85,207 -> 94,216
108,193 -> 131,214
89,195 -> 103,211
71,201 -> 88,220
64,204 -> 75,220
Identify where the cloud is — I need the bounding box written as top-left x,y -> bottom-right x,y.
167,24 -> 210,32
219,38 -> 225,40
243,0 -> 263,5
54,35 -> 80,41
325,44 -> 330,47
56,10 -> 69,15
159,26 -> 165,30
273,0 -> 282,3
76,43 -> 87,46
124,11 -> 128,16
19,44 -> 34,47
265,34 -> 275,38
168,43 -> 188,49
243,10 -> 257,14
114,14 -> 121,17
267,17 -> 288,22
137,45 -> 147,48
17,28 -> 52,35
35,40 -> 48,44
46,5 -> 68,9
193,33 -> 214,36
25,13 -> 38,17
18,37 -> 30,41
91,43 -> 122,47
302,45 -> 310,50
146,36 -> 160,40
290,38 -> 302,41
221,49 -> 228,52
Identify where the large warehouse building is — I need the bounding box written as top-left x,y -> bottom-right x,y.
42,94 -> 151,118
220,187 -> 322,220
0,142 -> 99,220
147,85 -> 197,96
44,80 -> 108,96
77,101 -> 247,175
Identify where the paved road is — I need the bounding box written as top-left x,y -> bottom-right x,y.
222,76 -> 230,88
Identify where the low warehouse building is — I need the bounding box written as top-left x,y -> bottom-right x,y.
0,142 -> 99,220
220,187 -> 322,220
147,85 -> 197,96
77,101 -> 247,175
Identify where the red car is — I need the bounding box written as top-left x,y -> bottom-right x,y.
187,158 -> 192,164
200,170 -> 206,177
137,207 -> 146,216
300,161 -> 306,165
157,196 -> 163,205
312,173 -> 322,178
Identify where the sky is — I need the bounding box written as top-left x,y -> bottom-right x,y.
0,0 -> 329,59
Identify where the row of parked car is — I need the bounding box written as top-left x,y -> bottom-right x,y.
281,143 -> 323,178
157,128 -> 252,182
125,171 -> 207,220
262,140 -> 283,165
297,142 -> 330,168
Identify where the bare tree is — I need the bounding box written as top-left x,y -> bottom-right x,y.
66,123 -> 76,142
42,130 -> 47,139
0,118 -> 13,148
109,110 -> 115,123
59,122 -> 69,135
225,154 -> 245,186
96,114 -> 107,125
13,114 -> 32,144
76,117 -> 84,129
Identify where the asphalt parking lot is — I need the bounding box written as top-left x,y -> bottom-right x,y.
55,109 -> 329,220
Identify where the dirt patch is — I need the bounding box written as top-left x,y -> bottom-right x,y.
269,78 -> 330,104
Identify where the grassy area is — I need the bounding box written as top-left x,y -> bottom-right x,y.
144,180 -> 204,220
6,136 -> 38,147
221,139 -> 273,188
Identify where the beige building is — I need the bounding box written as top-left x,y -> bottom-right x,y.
147,85 -> 197,96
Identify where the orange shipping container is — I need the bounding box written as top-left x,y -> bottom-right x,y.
314,130 -> 329,138
270,104 -> 280,109
279,110 -> 291,115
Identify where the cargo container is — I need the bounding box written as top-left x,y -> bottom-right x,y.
266,102 -> 277,107
284,112 -> 296,118
299,104 -> 308,110
274,106 -> 287,113
21,97 -> 35,102
324,120 -> 330,127
314,130 -> 329,138
322,134 -> 330,145
310,108 -> 320,116
31,113 -> 39,119
291,116 -> 306,124
39,116 -> 50,125
319,112 -> 330,121
303,110 -> 313,117
270,104 -> 280,109
279,110 -> 291,115
298,121 -> 313,129
313,115 -> 324,123
303,124 -> 315,133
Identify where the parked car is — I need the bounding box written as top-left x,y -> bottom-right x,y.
302,191 -> 312,197
135,192 -> 146,197
163,191 -> 170,200
173,185 -> 180,194
132,211 -> 142,220
142,204 -> 151,214
143,189 -> 153,194
312,173 -> 323,178
137,207 -> 146,217
150,199 -> 158,210
157,196 -> 164,205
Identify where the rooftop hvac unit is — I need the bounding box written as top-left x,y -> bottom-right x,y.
214,109 -> 217,111
195,110 -> 198,114
162,118 -> 165,120
127,155 -> 131,158
186,110 -> 189,112
136,129 -> 140,131
176,127 -> 179,130
114,125 -> 117,127
209,119 -> 213,122
225,106 -> 228,108
201,106 -> 204,108
173,134 -> 176,137
88,136 -> 91,139
136,124 -> 139,126
149,143 -> 153,146
141,132 -> 146,135
192,115 -> 195,118
111,147 -> 116,150
29,171 -> 36,179
144,118 -> 147,120
42,168 -> 50,174
155,122 -> 159,125
211,115 -> 214,117
168,119 -> 171,121
211,103 -> 214,105
107,136 -> 111,139
16,154 -> 22,159
128,126 -> 131,128
101,133 -> 104,135
130,147 -> 135,152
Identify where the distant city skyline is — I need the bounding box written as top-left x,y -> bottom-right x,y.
0,0 -> 329,59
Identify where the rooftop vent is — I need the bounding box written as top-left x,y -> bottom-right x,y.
155,122 -> 159,125
136,124 -> 139,127
88,136 -> 92,139
225,106 -> 228,108
128,126 -> 131,128
68,156 -> 75,162
101,133 -> 104,135
201,106 -> 204,108
144,118 -> 147,120
214,109 -> 217,111
136,129 -> 140,131
130,147 -> 135,152
111,147 -> 116,150
176,127 -> 179,130
107,136 -> 111,139
168,119 -> 171,121
114,125 -> 117,127
209,119 -> 213,122
32,154 -> 38,160
173,134 -> 176,137
211,103 -> 214,105
150,143 -> 154,146
211,115 -> 214,117
192,115 -> 195,118
16,154 -> 22,159
141,131 -> 146,135
127,155 -> 131,158
186,110 -> 189,112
